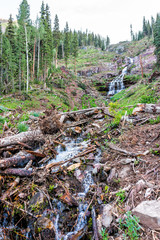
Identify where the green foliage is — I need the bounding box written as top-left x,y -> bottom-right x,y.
100,228 -> 109,240
116,189 -> 126,203
81,95 -> 97,108
49,185 -> 55,193
149,116 -> 160,124
17,123 -> 29,132
119,211 -> 141,240
78,82 -> 86,90
0,116 -> 8,124
30,112 -> 41,117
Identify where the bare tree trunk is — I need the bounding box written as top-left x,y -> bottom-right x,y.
24,24 -> 29,92
140,55 -> 144,78
55,48 -> 58,68
37,36 -> 40,79
62,42 -> 64,59
32,38 -> 36,80
19,57 -> 21,92
74,57 -> 77,75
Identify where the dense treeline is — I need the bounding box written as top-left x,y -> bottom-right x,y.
131,13 -> 160,67
0,0 -> 110,94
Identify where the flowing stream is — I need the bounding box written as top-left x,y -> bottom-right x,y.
48,135 -> 101,239
108,58 -> 133,96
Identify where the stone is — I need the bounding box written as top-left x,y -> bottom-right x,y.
119,166 -> 131,178
132,200 -> 160,230
97,204 -> 113,232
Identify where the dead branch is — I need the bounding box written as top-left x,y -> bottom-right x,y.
1,160 -> 33,200
91,206 -> 99,240
0,153 -> 35,169
108,143 -> 147,157
0,168 -> 32,177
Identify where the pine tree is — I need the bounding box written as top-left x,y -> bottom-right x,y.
72,30 -> 78,74
143,16 -> 148,36
53,14 -> 60,68
153,14 -> 160,65
17,0 -> 31,92
0,22 -> 3,93
5,15 -> 17,91
64,22 -> 70,67
106,35 -> 110,48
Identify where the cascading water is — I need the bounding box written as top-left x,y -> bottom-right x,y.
108,57 -> 133,96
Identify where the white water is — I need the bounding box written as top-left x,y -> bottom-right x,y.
108,57 -> 133,96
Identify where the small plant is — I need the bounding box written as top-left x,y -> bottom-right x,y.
17,123 -> 29,132
104,185 -> 109,194
49,185 -> 55,193
119,211 -> 141,240
116,189 -> 126,203
100,228 -> 109,240
30,112 -> 41,117
149,116 -> 160,124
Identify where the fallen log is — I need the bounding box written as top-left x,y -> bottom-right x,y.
0,130 -> 44,148
1,160 -> 33,200
132,103 -> 160,115
0,153 -> 36,169
60,107 -> 113,118
0,168 -> 32,177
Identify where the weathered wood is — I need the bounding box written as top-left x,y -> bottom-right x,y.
91,206 -> 99,240
60,107 -> 113,118
0,168 -> 32,177
0,130 -> 44,148
108,143 -> 147,157
0,153 -> 35,169
133,103 -> 160,115
1,160 -> 33,200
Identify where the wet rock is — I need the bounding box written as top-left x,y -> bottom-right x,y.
132,200 -> 160,229
97,204 -> 113,231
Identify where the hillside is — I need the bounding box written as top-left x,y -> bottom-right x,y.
0,37 -> 160,240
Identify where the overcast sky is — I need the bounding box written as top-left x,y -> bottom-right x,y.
1,0 -> 160,44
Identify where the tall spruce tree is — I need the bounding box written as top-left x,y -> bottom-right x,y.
64,22 -> 70,67
72,30 -> 78,74
153,14 -> 160,65
53,14 -> 60,68
0,22 -> 2,93
17,0 -> 31,92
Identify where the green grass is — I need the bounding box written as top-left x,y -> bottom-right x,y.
17,123 -> 29,132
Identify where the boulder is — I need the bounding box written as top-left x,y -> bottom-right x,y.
132,200 -> 160,230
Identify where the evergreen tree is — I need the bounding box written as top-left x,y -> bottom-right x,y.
53,14 -> 60,68
72,30 -> 78,74
64,22 -> 70,67
0,22 -> 3,93
17,0 -> 31,92
106,35 -> 110,48
153,14 -> 160,65
143,16 -> 148,36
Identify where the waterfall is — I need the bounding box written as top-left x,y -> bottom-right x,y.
108,57 -> 133,96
